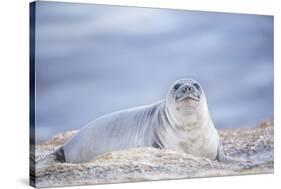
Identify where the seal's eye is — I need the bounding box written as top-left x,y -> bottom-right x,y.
193,83 -> 201,90
173,83 -> 181,90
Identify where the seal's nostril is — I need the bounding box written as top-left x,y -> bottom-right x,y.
183,85 -> 192,93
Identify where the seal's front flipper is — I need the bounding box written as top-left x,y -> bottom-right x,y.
216,142 -> 253,167
216,142 -> 230,162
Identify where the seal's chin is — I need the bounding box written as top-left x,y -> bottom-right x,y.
176,94 -> 200,103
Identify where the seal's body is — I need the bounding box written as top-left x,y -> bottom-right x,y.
55,79 -> 222,163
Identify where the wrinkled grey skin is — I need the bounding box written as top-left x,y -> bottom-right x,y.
55,79 -> 227,163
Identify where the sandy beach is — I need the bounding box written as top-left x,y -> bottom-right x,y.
31,120 -> 273,188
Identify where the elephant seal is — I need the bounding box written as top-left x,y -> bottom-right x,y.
54,78 -> 227,163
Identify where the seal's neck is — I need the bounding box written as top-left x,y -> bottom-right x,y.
163,98 -> 211,131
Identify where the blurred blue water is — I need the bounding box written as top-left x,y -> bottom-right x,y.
34,2 -> 273,143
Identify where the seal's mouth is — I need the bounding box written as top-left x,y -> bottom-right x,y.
176,94 -> 200,102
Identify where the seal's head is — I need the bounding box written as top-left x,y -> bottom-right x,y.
168,79 -> 204,104
165,79 -> 207,124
